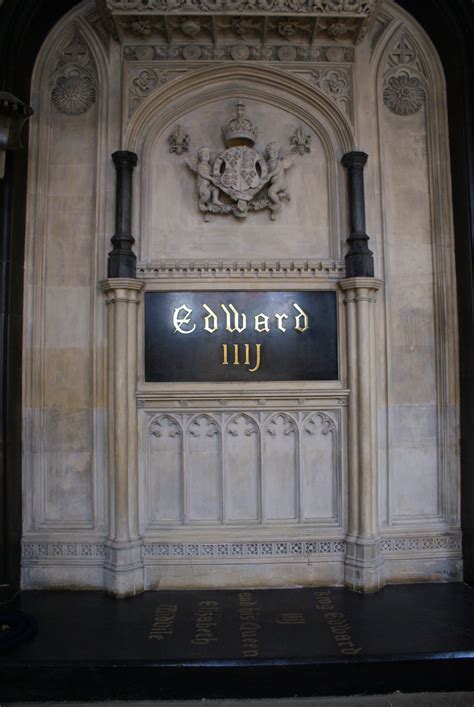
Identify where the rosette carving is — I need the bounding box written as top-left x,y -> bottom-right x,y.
383,72 -> 425,116
52,70 -> 96,115
51,31 -> 97,116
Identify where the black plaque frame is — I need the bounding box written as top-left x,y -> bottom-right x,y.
144,290 -> 339,383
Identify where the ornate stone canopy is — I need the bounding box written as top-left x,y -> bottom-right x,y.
96,0 -> 383,47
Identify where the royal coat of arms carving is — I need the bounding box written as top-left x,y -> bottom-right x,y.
169,101 -> 311,220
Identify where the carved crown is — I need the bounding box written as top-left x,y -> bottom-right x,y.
222,100 -> 258,147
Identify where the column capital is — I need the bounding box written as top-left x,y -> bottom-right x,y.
339,277 -> 383,292
100,278 -> 144,293
341,151 -> 368,170
112,150 -> 138,170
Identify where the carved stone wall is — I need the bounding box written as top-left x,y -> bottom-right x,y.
21,0 -> 461,592
23,18 -> 105,546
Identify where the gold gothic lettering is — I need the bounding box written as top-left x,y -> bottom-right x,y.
222,343 -> 261,372
254,313 -> 270,333
221,303 -> 247,333
173,304 -> 196,334
294,303 -> 309,332
203,303 -> 218,333
173,303 -> 309,335
148,604 -> 178,640
275,313 -> 288,332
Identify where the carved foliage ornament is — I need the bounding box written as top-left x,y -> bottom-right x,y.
103,0 -> 378,13
170,101 -> 311,221
97,0 -> 381,44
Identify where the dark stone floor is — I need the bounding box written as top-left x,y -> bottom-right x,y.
2,583 -> 474,702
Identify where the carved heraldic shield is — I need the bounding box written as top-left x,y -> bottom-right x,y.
169,100 -> 311,220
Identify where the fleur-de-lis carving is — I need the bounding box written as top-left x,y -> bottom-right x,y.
290,126 -> 311,155
169,124 -> 190,154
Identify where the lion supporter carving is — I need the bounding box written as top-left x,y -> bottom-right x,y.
169,101 -> 311,220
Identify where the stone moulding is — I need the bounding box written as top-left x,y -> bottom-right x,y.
96,0 -> 383,45
102,0 -> 377,11
136,258 -> 346,279
123,45 -> 355,62
21,532 -> 462,563
142,539 -> 346,559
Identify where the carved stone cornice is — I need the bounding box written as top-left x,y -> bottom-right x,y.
96,0 -> 383,47
136,258 -> 345,281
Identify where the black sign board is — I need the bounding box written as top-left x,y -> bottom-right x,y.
144,291 -> 338,382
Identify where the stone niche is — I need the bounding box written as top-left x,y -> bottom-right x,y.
144,100 -> 331,261
21,0 -> 461,595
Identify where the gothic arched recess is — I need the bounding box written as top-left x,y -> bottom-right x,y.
0,0 -> 473,597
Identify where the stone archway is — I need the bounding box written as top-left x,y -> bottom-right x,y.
19,0 -> 462,595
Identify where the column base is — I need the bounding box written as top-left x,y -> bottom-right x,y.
104,539 -> 144,598
344,536 -> 385,593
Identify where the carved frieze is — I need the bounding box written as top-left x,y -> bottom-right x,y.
51,31 -> 97,116
136,259 -> 346,280
21,533 -> 464,563
96,0 -> 383,46
123,43 -> 355,62
100,0 -> 379,14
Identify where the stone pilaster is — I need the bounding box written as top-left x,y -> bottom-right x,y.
101,278 -> 144,597
339,277 -> 383,593
341,151 -> 374,278
108,151 -> 138,279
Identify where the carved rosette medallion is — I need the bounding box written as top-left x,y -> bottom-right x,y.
383,71 -> 425,116
52,71 -> 96,115
51,32 -> 97,116
170,101 -> 311,221
382,33 -> 427,118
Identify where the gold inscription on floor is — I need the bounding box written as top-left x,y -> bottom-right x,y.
191,600 -> 220,645
149,603 -> 178,640
315,590 -> 362,655
239,591 -> 260,657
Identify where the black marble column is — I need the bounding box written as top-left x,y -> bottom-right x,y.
108,150 -> 138,278
341,151 -> 374,278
